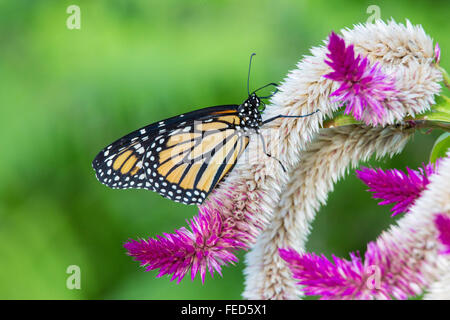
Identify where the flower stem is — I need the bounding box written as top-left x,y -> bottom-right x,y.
322,95 -> 450,132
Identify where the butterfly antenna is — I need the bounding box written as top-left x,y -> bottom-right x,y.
258,85 -> 279,99
258,133 -> 287,173
248,53 -> 256,96
252,82 -> 279,99
262,109 -> 320,125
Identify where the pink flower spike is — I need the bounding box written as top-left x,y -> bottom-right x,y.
124,206 -> 246,284
324,32 -> 397,125
279,248 -> 379,299
435,213 -> 450,254
356,162 -> 438,216
434,42 -> 441,65
280,239 -> 429,300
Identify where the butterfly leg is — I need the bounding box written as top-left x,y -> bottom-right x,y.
257,133 -> 287,173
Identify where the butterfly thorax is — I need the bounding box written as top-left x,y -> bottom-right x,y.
237,93 -> 262,133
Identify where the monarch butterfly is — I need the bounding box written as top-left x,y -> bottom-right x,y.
92,54 -> 318,205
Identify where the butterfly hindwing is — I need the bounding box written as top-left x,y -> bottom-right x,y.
92,105 -> 250,205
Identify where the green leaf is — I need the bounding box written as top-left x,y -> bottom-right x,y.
413,95 -> 450,123
430,132 -> 450,163
322,114 -> 360,128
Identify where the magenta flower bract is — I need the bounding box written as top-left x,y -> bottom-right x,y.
356,162 -> 438,216
324,32 -> 397,125
124,206 -> 247,283
280,242 -> 426,300
279,249 -> 368,299
434,42 -> 441,65
435,213 -> 450,254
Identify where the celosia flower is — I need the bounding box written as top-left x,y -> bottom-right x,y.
124,206 -> 247,283
324,32 -> 397,125
245,20 -> 444,300
280,155 -> 450,300
279,249 -> 369,299
245,126 -> 414,300
356,162 -> 438,216
435,213 -> 450,254
280,238 -> 427,300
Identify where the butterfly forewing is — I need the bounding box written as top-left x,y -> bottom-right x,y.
92,105 -> 250,205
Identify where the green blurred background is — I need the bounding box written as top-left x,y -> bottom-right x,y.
0,0 -> 448,299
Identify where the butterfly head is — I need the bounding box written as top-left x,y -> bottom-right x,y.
238,93 -> 263,130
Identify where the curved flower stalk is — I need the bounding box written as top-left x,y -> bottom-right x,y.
243,125 -> 414,299
125,20 -> 443,284
279,155 -> 450,299
356,162 -> 439,216
243,20 -> 442,298
278,249 -> 384,299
